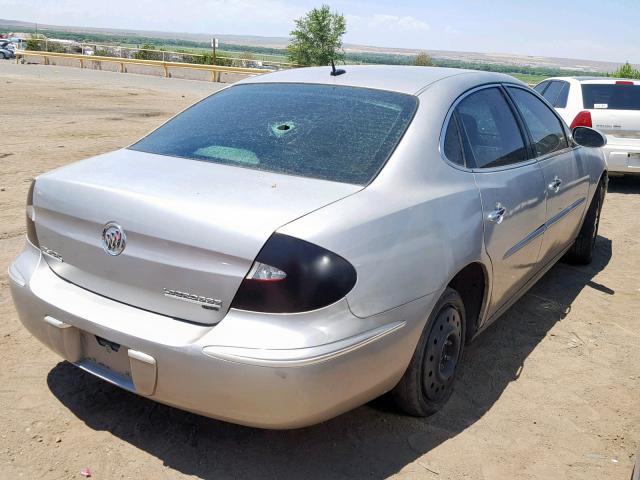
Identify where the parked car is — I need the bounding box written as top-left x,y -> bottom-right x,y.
0,41 -> 15,59
535,77 -> 640,175
9,66 -> 607,428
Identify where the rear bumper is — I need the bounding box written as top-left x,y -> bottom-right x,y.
9,241 -> 432,428
603,143 -> 640,174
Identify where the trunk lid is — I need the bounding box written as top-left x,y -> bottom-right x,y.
581,81 -> 640,145
33,149 -> 360,324
590,109 -> 640,144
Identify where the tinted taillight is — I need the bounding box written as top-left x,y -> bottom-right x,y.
26,180 -> 39,247
231,234 -> 357,313
570,111 -> 592,129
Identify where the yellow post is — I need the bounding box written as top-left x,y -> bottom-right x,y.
163,64 -> 168,77
79,58 -> 84,69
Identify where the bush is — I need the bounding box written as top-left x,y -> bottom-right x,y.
25,37 -> 42,51
611,62 -> 640,80
413,52 -> 434,67
45,41 -> 67,53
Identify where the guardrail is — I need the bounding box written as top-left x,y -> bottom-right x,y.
22,37 -> 297,68
16,50 -> 267,82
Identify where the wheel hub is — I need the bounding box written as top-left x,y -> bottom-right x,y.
422,306 -> 462,401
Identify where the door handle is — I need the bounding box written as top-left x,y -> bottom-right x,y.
487,203 -> 506,224
549,176 -> 563,193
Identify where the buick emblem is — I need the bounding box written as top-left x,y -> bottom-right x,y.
102,222 -> 126,256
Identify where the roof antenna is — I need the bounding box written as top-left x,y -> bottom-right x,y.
330,59 -> 346,76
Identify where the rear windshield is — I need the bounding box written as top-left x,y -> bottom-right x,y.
582,84 -> 640,110
130,83 -> 418,185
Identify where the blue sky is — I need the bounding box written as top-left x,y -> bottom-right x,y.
4,0 -> 639,62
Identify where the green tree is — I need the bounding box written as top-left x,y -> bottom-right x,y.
287,5 -> 346,66
413,51 -> 434,67
612,62 -> 640,80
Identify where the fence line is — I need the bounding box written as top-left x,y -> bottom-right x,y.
22,38 -> 296,69
16,50 -> 267,82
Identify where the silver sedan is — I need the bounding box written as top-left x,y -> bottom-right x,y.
9,66 -> 607,428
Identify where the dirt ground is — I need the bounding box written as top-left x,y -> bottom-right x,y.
1,61 -> 638,480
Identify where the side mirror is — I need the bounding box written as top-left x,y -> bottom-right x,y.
572,126 -> 607,148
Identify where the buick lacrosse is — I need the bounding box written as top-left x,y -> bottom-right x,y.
9,66 -> 607,428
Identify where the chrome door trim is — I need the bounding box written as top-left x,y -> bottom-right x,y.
503,195 -> 586,260
503,224 -> 546,260
545,197 -> 586,229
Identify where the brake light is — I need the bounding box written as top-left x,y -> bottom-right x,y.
231,234 -> 357,313
570,111 -> 592,129
26,180 -> 39,247
616,81 -> 634,85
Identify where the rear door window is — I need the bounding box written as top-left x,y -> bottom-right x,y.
454,87 -> 528,168
534,81 -> 550,95
582,83 -> 640,110
507,87 -> 569,157
536,81 -> 570,108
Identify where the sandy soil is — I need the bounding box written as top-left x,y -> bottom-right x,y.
0,61 -> 638,480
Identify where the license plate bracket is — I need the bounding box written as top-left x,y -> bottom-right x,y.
80,332 -> 132,378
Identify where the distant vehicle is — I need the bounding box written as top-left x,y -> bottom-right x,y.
536,77 -> 640,176
0,43 -> 15,59
10,66 -> 607,428
0,40 -> 16,51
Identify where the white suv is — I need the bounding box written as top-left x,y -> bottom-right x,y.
535,77 -> 640,175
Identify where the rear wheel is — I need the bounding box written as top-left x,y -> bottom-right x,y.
564,180 -> 605,265
392,287 -> 465,416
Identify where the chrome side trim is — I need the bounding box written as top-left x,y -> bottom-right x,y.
546,197 -> 586,229
202,320 -> 406,368
504,197 -> 586,260
504,224 -> 546,260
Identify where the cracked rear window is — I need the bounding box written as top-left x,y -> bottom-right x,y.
129,83 -> 418,185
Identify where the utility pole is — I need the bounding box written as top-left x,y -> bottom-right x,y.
211,37 -> 219,82
211,37 -> 218,65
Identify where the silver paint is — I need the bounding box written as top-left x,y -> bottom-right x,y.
9,66 -> 607,428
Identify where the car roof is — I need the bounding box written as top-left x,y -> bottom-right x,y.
238,65 -> 522,95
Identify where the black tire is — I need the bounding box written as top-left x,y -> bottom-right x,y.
564,180 -> 605,265
392,287 -> 466,416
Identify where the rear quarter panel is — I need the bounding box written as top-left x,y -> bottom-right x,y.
279,74 -> 493,319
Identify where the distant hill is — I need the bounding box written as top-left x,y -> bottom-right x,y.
0,18 -> 621,73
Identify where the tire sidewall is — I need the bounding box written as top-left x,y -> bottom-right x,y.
411,287 -> 466,414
